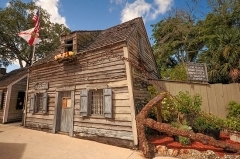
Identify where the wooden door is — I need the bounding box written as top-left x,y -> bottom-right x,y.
60,92 -> 72,133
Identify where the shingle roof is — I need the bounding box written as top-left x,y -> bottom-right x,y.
79,17 -> 140,52
32,17 -> 142,67
0,67 -> 27,88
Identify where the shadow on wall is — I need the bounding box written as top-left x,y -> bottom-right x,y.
0,143 -> 26,159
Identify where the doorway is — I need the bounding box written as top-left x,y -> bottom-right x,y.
53,91 -> 74,136
16,91 -> 25,110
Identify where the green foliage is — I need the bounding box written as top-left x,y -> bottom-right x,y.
193,115 -> 223,132
161,64 -> 188,81
226,101 -> 240,118
147,85 -> 159,120
224,101 -> 240,132
224,117 -> 240,132
0,0 -> 70,67
160,91 -> 202,123
175,91 -> 202,115
171,123 -> 191,145
151,0 -> 240,83
147,85 -> 159,99
161,95 -> 178,122
179,136 -> 191,146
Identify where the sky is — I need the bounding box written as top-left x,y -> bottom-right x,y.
0,0 -> 208,73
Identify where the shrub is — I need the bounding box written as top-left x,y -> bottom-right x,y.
226,101 -> 240,118
174,91 -> 202,115
224,101 -> 240,132
171,123 -> 191,145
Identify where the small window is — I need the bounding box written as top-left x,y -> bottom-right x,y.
62,91 -> 71,108
64,39 -> 73,52
90,89 -> 103,115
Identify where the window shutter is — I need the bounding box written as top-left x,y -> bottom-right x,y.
42,93 -> 48,114
29,94 -> 35,114
103,88 -> 112,118
80,89 -> 89,116
0,90 -> 3,109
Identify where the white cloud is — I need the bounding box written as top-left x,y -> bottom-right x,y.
120,0 -> 173,23
33,0 -> 68,27
121,0 -> 151,23
151,0 -> 173,19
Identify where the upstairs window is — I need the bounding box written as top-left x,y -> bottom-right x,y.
64,39 -> 73,52
80,88 -> 112,118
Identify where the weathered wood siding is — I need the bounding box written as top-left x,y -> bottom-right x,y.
26,45 -> 134,142
127,23 -> 159,114
7,77 -> 27,122
0,89 -> 7,123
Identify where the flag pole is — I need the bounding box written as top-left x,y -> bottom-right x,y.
32,44 -> 36,65
23,8 -> 40,126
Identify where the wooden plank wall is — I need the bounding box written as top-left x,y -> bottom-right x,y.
7,77 -> 27,122
126,24 -> 159,114
156,80 -> 240,118
26,45 -> 134,141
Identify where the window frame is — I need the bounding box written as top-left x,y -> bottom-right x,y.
80,88 -> 112,118
30,92 -> 48,114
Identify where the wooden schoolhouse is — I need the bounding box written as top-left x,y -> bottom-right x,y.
0,67 -> 27,123
24,17 -> 159,147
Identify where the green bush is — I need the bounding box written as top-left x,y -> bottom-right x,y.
179,136 -> 191,146
224,117 -> 240,132
171,123 -> 191,145
174,91 -> 202,115
224,101 -> 240,132
161,95 -> 178,122
226,101 -> 240,118
193,116 -> 223,131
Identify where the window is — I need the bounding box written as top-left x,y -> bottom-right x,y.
16,91 -> 25,110
62,91 -> 71,108
80,88 -> 112,118
36,93 -> 43,112
30,93 -> 48,114
90,90 -> 103,115
64,39 -> 73,52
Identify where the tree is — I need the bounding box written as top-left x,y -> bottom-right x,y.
197,0 -> 240,83
0,0 -> 70,68
151,1 -> 204,80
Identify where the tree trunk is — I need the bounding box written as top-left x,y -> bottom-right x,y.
136,93 -> 240,159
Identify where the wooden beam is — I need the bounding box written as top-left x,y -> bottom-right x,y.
3,86 -> 12,123
123,46 -> 138,145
